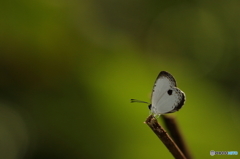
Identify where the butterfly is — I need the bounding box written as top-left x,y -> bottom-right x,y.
131,71 -> 186,116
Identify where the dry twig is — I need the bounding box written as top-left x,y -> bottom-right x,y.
145,115 -> 187,159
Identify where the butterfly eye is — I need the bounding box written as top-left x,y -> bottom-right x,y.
167,89 -> 173,95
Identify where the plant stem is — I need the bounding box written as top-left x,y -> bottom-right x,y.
145,115 -> 187,159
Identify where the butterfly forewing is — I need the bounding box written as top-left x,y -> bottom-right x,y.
151,71 -> 176,106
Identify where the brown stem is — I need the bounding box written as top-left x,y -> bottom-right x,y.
145,115 -> 187,159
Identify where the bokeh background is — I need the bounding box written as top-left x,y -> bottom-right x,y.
1,0 -> 240,159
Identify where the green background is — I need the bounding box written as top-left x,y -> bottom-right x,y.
0,0 -> 240,159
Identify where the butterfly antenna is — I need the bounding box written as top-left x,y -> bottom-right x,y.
130,99 -> 150,104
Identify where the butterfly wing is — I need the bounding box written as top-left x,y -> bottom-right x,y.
151,71 -> 185,115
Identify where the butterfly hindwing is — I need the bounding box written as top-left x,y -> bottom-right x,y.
154,87 -> 185,114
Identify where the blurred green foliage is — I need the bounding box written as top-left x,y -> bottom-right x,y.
0,0 -> 240,159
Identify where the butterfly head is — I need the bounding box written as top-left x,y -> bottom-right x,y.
148,104 -> 152,110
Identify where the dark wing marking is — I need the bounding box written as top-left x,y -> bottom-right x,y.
157,71 -> 177,87
175,90 -> 185,111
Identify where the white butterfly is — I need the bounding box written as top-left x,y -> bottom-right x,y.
131,71 -> 186,116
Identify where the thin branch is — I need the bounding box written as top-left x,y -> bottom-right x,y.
161,115 -> 192,159
145,115 -> 187,159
